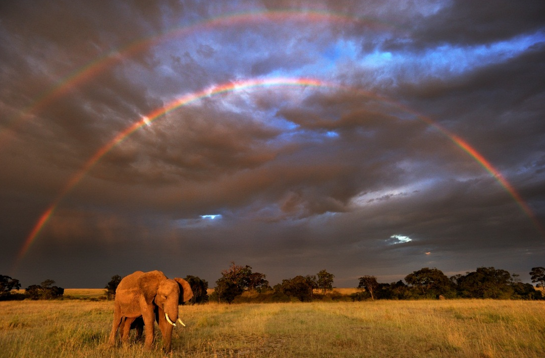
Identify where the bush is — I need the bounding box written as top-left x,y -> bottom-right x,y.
185,275 -> 209,304
25,280 -> 64,300
0,275 -> 21,301
277,276 -> 315,302
104,275 -> 122,300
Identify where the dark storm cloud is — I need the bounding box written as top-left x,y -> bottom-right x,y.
1,0 -> 544,288
409,0 -> 545,48
392,41 -> 545,179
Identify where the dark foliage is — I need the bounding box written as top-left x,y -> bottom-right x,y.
185,275 -> 209,304
0,275 -> 21,300
456,267 -> 514,299
26,280 -> 64,300
358,275 -> 379,300
104,275 -> 122,300
276,275 -> 316,302
213,279 -> 241,304
316,269 -> 335,294
356,267 -> 542,301
214,262 -> 269,303
210,265 -> 543,303
512,282 -> 542,300
530,267 -> 545,289
405,267 -> 455,298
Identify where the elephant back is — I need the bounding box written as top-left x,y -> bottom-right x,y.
117,271 -> 144,291
116,270 -> 167,305
137,270 -> 168,304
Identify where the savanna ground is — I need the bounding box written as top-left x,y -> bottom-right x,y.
1,289 -> 544,358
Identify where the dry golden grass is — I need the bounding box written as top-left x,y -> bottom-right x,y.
63,289 -> 106,299
331,288 -> 360,295
1,299 -> 544,357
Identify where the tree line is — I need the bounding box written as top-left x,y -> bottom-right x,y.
0,276 -> 64,300
2,266 -> 544,302
209,264 -> 545,303
210,262 -> 335,303
356,266 -> 545,301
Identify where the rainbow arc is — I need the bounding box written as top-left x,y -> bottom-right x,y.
15,77 -> 544,264
0,10 -> 399,147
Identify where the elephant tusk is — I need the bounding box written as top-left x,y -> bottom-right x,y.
165,313 -> 176,327
177,318 -> 186,327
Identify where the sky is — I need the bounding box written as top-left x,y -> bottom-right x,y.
1,0 -> 544,288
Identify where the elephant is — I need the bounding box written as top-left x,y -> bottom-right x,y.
108,270 -> 193,352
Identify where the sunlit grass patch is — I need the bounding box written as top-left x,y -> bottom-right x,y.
1,299 -> 544,357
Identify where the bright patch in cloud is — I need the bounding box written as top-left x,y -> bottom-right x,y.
390,235 -> 412,244
175,214 -> 223,228
200,214 -> 222,220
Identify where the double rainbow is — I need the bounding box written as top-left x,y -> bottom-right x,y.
4,10 -> 541,263
0,10 -> 398,147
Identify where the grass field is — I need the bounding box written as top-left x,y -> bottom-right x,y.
63,289 -> 106,300
1,299 -> 544,357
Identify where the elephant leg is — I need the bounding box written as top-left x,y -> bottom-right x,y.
121,317 -> 135,343
142,309 -> 155,351
108,305 -> 123,347
119,317 -> 126,339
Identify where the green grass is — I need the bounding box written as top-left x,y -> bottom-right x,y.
1,300 -> 544,357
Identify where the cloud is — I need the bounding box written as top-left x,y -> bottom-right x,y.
0,0 -> 543,288
407,1 -> 545,48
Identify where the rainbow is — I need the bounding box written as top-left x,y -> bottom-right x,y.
15,77 -> 544,264
0,10 -> 398,147
449,134 -> 540,227
15,77 -> 327,260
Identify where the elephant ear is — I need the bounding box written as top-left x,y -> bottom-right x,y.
174,278 -> 194,304
137,270 -> 167,305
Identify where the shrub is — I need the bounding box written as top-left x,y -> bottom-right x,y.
25,280 -> 64,300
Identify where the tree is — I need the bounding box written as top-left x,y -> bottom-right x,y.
305,275 -> 318,300
26,279 -> 64,300
247,272 -> 269,292
25,285 -> 43,300
214,278 -> 241,304
511,282 -> 541,300
222,262 -> 252,289
214,262 -> 268,303
405,267 -> 454,298
0,275 -> 21,300
456,267 -> 513,299
316,269 -> 335,294
358,275 -> 379,300
278,275 -> 315,302
39,279 -> 63,299
530,267 -> 545,289
185,275 -> 209,304
104,275 -> 122,300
